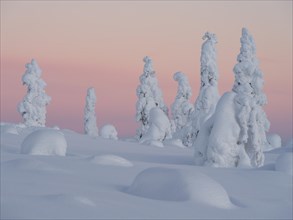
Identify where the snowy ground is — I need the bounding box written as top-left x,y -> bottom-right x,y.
1,125 -> 292,219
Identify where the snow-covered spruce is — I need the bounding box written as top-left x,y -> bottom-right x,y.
100,124 -> 118,140
18,59 -> 51,127
170,72 -> 194,146
140,107 -> 172,146
84,87 -> 99,137
192,32 -> 220,147
200,28 -> 270,168
136,56 -> 168,139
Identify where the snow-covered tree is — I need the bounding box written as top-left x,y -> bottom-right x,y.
231,28 -> 270,167
18,59 -> 51,127
170,72 -> 194,146
136,56 -> 169,139
191,32 -> 220,143
140,107 -> 172,146
194,28 -> 270,168
84,87 -> 99,137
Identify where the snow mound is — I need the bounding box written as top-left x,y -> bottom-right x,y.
265,134 -> 282,151
21,129 -> 67,156
275,153 -> 293,175
100,124 -> 118,140
127,167 -> 233,208
89,155 -> 133,167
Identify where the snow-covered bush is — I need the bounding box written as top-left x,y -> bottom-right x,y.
275,153 -> 293,175
84,87 -> 99,137
136,56 -> 168,139
192,32 -> 220,145
18,59 -> 51,127
21,129 -> 67,156
265,133 -> 282,151
195,28 -> 270,168
171,72 -> 194,146
140,107 -> 172,146
100,124 -> 118,140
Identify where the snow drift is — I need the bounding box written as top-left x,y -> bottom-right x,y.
127,167 -> 233,209
21,129 -> 67,156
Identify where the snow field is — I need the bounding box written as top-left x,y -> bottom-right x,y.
1,128 -> 292,219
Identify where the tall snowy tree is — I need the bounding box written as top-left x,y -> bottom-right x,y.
84,87 -> 99,137
136,56 -> 168,139
231,28 -> 270,167
194,28 -> 269,168
18,59 -> 51,127
191,32 -> 220,143
171,72 -> 194,146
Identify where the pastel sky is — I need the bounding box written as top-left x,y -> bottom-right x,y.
1,1 -> 292,141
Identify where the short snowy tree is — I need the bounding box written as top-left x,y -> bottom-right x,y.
192,32 -> 220,143
171,72 -> 194,146
84,87 -> 99,137
136,56 -> 169,139
18,59 -> 51,127
140,107 -> 172,146
195,28 -> 270,168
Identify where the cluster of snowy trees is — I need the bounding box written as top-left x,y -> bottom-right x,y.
136,28 -> 270,168
18,62 -> 117,140
18,28 -> 270,168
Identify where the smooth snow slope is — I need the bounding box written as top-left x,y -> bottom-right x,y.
1,125 -> 292,219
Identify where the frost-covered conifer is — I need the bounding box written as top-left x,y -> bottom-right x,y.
171,72 -> 194,146
18,59 -> 51,127
140,107 -> 172,145
192,32 -> 220,143
200,28 -> 270,168
84,87 -> 99,137
136,56 -> 168,139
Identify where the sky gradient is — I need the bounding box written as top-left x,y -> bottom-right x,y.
1,1 -> 292,141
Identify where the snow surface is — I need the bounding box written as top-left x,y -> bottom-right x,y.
1,125 -> 292,219
20,129 -> 67,156
275,153 -> 293,175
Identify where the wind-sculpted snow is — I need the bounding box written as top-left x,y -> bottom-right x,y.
21,129 -> 67,156
89,154 -> 133,167
127,167 -> 234,209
